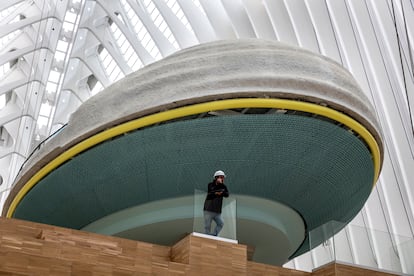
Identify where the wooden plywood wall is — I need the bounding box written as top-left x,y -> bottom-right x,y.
0,218 -> 398,275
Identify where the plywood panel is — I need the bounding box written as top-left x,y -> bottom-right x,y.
0,218 -> 398,275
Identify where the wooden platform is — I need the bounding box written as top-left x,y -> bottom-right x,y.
0,217 -> 398,275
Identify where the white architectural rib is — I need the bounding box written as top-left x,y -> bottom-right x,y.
242,0 -> 277,40
164,0 -> 193,33
0,110 -> 26,127
283,0 -> 319,53
263,0 -> 297,45
141,0 -> 179,49
386,0 -> 414,155
93,0 -> 151,68
80,4 -> 130,78
110,21 -> 143,71
366,2 -> 414,232
303,0 -> 341,63
176,0 -> 216,43
0,1 -> 25,23
72,39 -> 112,87
325,0 -> 369,91
152,0 -> 197,48
221,0 -> 256,38
349,0 -> 414,240
127,0 -> 176,56
198,0 -> 236,39
119,0 -> 161,62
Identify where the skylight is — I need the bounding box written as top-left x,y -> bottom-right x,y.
62,9 -> 78,33
46,82 -> 57,93
0,94 -> 5,110
165,0 -> 194,33
62,21 -> 74,32
90,80 -> 103,96
48,70 -> 61,82
9,14 -> 22,24
0,30 -> 22,50
110,20 -> 143,71
99,47 -> 124,82
39,101 -> 52,117
37,115 -> 49,129
0,2 -> 23,22
56,40 -> 69,52
64,11 -> 77,23
54,51 -> 65,63
142,0 -> 179,49
45,69 -> 61,96
0,63 -> 10,79
121,0 -> 162,60
191,0 -> 205,15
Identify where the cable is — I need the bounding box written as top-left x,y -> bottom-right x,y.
400,0 -> 414,79
399,0 -> 414,138
389,0 -> 414,238
6,0 -> 49,189
392,0 -> 414,144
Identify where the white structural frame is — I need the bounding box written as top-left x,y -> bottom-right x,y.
0,0 -> 413,273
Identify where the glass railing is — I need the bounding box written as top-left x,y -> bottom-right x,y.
193,189 -> 237,240
309,221 -> 414,275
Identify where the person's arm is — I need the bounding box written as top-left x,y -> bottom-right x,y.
222,185 -> 229,198
214,185 -> 229,197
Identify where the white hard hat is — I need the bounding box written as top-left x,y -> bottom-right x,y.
213,170 -> 226,178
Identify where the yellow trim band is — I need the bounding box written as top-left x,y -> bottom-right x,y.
6,98 -> 381,218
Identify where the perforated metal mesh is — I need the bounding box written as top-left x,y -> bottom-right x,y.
14,113 -> 374,256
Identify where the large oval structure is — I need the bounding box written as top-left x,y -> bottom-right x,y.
3,39 -> 383,265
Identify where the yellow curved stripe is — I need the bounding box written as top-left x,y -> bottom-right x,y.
6,98 -> 381,218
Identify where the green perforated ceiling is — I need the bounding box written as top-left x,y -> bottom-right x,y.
13,113 -> 374,257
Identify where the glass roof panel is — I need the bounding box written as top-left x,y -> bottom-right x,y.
121,0 -> 162,60
62,21 -> 74,32
165,0 -> 194,33
142,0 -> 179,49
191,0 -> 205,15
64,11 -> 77,23
98,47 -> 125,82
0,2 -> 23,22
110,21 -> 143,71
91,80 -> 103,96
36,115 -> 49,129
0,63 -> 11,79
56,40 -> 69,52
39,101 -> 52,117
46,81 -> 57,93
48,70 -> 61,83
54,51 -> 65,62
0,30 -> 21,49
0,94 -> 5,110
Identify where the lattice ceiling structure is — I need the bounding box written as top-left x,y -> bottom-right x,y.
0,0 -> 413,271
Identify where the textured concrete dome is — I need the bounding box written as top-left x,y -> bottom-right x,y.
4,39 -> 383,265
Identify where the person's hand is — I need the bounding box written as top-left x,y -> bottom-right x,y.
215,191 -> 223,195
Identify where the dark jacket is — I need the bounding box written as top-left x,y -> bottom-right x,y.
203,181 -> 229,213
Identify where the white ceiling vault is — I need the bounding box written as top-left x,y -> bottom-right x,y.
0,0 -> 413,272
